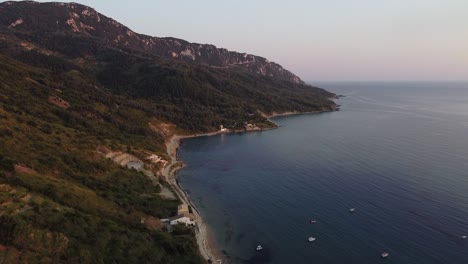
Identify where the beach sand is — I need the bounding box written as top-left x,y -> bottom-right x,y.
161,121 -> 303,263
163,132 -> 227,263
161,110 -> 330,263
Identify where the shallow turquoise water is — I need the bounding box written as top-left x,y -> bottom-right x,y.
178,82 -> 468,263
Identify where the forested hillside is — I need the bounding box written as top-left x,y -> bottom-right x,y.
0,1 -> 336,263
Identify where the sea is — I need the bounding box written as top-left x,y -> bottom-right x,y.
177,82 -> 468,264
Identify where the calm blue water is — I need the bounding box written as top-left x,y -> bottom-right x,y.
178,82 -> 468,264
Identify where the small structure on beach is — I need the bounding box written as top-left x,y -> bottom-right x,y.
219,125 -> 228,132
161,204 -> 196,227
177,204 -> 190,215
167,215 -> 196,226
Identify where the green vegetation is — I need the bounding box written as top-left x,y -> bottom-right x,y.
0,44 -> 202,263
0,3 -> 335,263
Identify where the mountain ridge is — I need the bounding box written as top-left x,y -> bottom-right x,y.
0,1 -> 336,263
0,1 -> 304,84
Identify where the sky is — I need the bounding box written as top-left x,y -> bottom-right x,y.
20,0 -> 468,81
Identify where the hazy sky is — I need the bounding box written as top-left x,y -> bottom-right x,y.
24,0 -> 468,81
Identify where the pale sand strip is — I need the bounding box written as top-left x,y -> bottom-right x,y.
161,110 -> 332,263
163,132 -> 226,263
163,129 -> 276,263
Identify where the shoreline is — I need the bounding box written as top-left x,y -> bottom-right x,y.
161,109 -> 335,263
163,131 -> 230,263
163,128 -> 260,262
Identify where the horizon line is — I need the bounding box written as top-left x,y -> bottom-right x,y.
308,80 -> 468,83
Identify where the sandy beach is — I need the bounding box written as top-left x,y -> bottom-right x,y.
161,111 -> 331,263
163,131 -> 228,263
163,128 -> 276,263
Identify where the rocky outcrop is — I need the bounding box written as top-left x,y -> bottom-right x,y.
0,1 -> 303,84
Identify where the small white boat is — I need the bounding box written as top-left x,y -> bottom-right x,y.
462,235 -> 467,239
308,237 -> 316,242
349,208 -> 356,212
381,252 -> 389,258
310,220 -> 317,224
256,245 -> 263,251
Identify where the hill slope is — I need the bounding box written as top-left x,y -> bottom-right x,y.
0,1 -> 336,263
0,1 -> 304,84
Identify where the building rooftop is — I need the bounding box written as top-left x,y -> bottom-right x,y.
177,204 -> 189,214
169,214 -> 195,221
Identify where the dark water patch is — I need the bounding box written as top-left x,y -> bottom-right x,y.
178,82 -> 468,264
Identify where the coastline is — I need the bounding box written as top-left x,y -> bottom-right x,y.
161,109 -> 335,263
163,131 -> 230,263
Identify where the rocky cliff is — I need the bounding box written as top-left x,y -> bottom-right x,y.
0,1 -> 303,84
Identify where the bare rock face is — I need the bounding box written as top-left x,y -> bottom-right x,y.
0,1 -> 303,84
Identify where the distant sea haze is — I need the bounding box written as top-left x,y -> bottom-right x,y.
178,82 -> 468,264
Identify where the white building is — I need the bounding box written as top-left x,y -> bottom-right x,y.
169,215 -> 196,226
